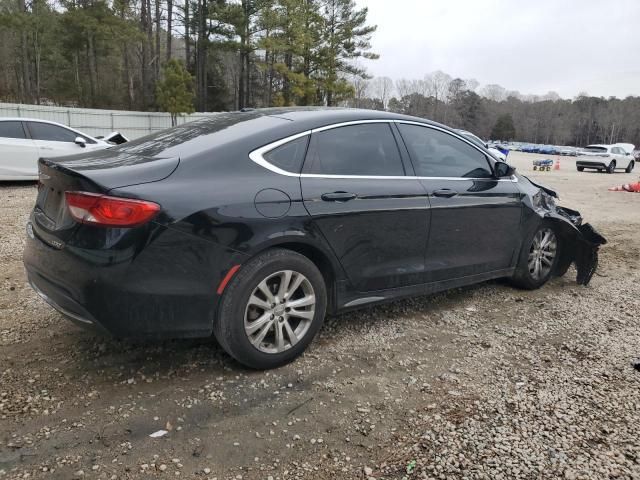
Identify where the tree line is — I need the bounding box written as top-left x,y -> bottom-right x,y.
0,0 -> 377,111
1,0 -> 638,146
352,74 -> 640,147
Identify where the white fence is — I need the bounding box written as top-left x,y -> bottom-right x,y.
0,103 -> 218,140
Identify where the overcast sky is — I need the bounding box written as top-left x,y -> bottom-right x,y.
354,0 -> 640,99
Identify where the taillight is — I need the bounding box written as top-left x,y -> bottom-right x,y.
65,191 -> 160,227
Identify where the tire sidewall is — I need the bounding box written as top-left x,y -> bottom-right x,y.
216,250 -> 327,369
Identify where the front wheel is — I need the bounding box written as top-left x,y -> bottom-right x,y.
577,166 -> 584,172
626,161 -> 635,173
214,249 -> 327,369
511,224 -> 560,290
607,160 -> 616,174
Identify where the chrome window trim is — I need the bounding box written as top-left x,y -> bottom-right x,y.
249,119 -> 518,182
248,130 -> 312,177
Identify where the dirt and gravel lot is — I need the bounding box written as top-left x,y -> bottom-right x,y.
1,152 -> 639,480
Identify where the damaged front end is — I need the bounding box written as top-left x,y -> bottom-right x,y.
523,176 -> 607,286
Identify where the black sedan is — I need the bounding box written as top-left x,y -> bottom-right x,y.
23,108 -> 605,369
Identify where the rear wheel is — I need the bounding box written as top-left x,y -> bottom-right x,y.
577,166 -> 584,172
607,160 -> 616,174
626,161 -> 635,173
511,224 -> 560,290
214,249 -> 327,369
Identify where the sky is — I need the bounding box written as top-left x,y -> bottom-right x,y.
353,0 -> 640,99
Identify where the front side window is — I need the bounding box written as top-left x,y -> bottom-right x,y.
398,124 -> 493,178
0,121 -> 26,139
263,135 -> 309,173
304,123 -> 405,176
28,122 -> 79,142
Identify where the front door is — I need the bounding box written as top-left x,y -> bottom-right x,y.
396,123 -> 522,281
25,121 -> 87,159
300,122 -> 431,292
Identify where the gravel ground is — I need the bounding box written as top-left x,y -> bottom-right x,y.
0,152 -> 639,480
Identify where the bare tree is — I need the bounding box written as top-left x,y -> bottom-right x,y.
481,84 -> 506,102
369,76 -> 393,110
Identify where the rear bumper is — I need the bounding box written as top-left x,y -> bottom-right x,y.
24,218 -> 249,339
28,271 -> 107,333
576,161 -> 607,169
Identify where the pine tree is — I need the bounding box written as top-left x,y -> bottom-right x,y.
491,114 -> 516,141
317,0 -> 377,106
156,59 -> 195,125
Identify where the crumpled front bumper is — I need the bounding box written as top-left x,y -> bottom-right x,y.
554,207 -> 607,286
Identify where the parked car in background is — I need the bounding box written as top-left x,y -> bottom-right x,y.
558,146 -> 578,156
576,144 -> 635,173
0,118 -> 126,180
24,108 -> 605,369
456,129 -> 507,160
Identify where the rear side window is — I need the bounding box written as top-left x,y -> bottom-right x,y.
304,123 -> 404,176
27,122 -> 78,142
264,135 -> 309,173
0,121 -> 26,139
398,124 -> 492,178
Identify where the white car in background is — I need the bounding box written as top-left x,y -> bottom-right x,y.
0,118 -> 121,180
576,144 -> 635,174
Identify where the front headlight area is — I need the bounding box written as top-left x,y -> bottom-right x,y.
533,190 -> 557,211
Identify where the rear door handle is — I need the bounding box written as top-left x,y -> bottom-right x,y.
321,192 -> 358,202
432,189 -> 458,198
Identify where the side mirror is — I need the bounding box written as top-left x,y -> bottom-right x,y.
494,161 -> 515,178
74,136 -> 86,148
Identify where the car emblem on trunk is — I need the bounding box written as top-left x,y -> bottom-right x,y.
39,173 -> 51,181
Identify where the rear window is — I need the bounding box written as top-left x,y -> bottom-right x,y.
0,121 -> 26,139
583,146 -> 607,153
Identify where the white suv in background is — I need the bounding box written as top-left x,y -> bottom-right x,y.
0,118 -> 117,180
576,144 -> 635,174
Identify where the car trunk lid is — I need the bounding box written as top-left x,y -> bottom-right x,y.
32,151 -> 178,243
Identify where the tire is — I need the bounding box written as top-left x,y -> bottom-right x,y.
626,161 -> 635,173
511,223 -> 561,290
577,166 -> 584,172
607,160 -> 616,174
213,248 -> 327,369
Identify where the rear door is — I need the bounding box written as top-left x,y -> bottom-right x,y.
26,121 -> 90,158
300,121 -> 430,292
396,122 -> 522,282
0,121 -> 39,178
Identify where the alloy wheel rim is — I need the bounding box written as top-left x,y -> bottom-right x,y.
244,270 -> 316,354
528,228 -> 557,281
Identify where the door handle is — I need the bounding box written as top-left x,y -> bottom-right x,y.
432,189 -> 458,198
321,192 -> 358,202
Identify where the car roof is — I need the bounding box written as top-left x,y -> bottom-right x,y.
248,107 -> 447,130
107,107 -> 460,161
